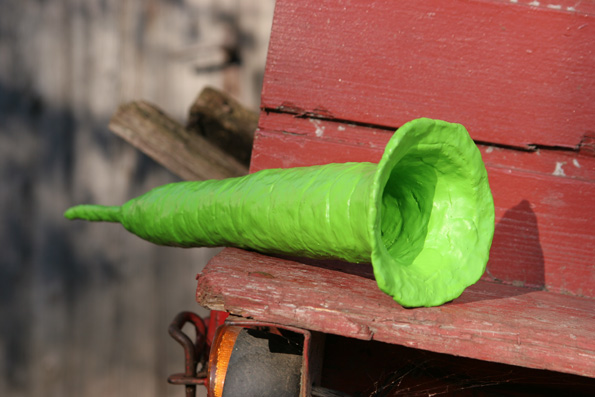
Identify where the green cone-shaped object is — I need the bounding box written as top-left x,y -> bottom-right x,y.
65,118 -> 495,307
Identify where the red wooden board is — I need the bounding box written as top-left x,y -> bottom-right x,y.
262,0 -> 595,149
253,114 -> 595,298
196,248 -> 595,378
257,112 -> 595,181
197,0 -> 595,379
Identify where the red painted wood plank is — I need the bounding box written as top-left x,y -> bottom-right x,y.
250,122 -> 595,297
258,112 -> 595,181
262,0 -> 595,149
196,248 -> 595,378
485,0 -> 595,16
484,167 -> 594,296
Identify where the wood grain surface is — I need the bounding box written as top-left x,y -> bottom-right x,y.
261,0 -> 595,149
109,100 -> 248,181
197,248 -> 595,378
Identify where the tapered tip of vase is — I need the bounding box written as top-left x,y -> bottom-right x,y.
64,204 -> 122,223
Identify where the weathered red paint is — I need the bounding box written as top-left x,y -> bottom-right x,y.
197,248 -> 595,378
256,112 -> 595,181
262,0 -> 595,149
196,0 -> 595,381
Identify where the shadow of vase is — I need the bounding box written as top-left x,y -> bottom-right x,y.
484,199 -> 545,289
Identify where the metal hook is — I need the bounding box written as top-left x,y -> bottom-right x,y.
168,311 -> 208,397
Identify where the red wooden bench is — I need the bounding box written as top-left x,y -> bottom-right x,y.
196,0 -> 594,392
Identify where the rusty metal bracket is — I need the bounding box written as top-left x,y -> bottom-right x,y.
168,311 -> 209,397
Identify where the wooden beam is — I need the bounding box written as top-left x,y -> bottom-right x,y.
187,86 -> 258,167
109,100 -> 248,181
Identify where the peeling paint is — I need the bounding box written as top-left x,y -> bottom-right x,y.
309,118 -> 325,137
510,0 -> 580,12
553,161 -> 566,176
573,158 -> 581,168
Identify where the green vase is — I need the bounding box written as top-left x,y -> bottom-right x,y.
65,118 -> 495,307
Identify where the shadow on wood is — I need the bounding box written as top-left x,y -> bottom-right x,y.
486,200 -> 545,290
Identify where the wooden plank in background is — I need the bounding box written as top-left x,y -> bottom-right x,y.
251,116 -> 595,297
261,0 -> 595,149
196,248 -> 595,378
109,101 -> 248,181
